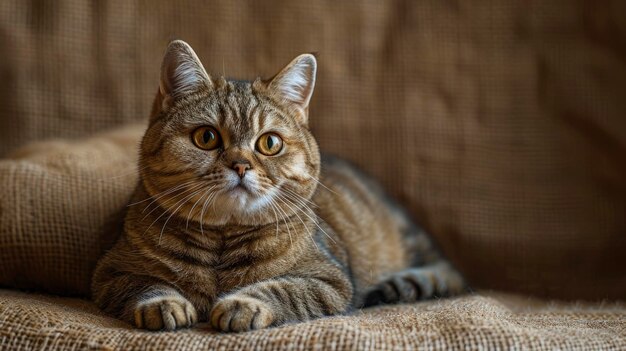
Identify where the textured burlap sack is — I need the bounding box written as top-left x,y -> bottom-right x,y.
0,0 -> 625,301
0,125 -> 144,296
0,289 -> 624,350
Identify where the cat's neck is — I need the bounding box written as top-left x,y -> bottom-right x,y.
134,180 -> 314,231
126,197 -> 316,272
128,182 -> 317,251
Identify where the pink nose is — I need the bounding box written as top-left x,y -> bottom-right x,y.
232,161 -> 251,178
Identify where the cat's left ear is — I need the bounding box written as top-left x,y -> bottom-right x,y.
159,40 -> 212,109
268,54 -> 317,123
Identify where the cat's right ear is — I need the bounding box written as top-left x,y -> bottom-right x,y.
158,40 -> 212,110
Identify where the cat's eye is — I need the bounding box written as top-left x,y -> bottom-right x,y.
256,133 -> 283,156
192,126 -> 221,150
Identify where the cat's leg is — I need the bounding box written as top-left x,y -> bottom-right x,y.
93,273 -> 197,331
209,272 -> 352,332
362,260 -> 465,307
360,207 -> 467,307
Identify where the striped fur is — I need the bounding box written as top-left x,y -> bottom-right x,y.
91,40 -> 465,332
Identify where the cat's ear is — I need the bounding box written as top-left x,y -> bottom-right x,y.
268,54 -> 317,120
159,40 -> 212,108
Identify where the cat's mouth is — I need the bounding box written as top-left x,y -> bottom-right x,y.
227,177 -> 256,196
221,171 -> 266,202
231,183 -> 250,194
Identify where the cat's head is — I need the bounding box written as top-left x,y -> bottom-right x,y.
139,40 -> 320,227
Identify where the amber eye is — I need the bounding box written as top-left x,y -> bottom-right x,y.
256,133 -> 283,156
192,126 -> 221,150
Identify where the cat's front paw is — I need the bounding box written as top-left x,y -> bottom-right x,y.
134,295 -> 198,331
210,296 -> 274,332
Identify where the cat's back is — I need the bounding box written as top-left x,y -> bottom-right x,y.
314,154 -> 413,290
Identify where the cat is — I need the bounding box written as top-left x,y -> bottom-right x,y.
91,40 -> 465,332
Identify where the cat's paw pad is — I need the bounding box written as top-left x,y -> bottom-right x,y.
134,295 -> 198,331
210,296 -> 274,332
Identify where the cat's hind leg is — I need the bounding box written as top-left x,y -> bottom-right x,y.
362,261 -> 465,307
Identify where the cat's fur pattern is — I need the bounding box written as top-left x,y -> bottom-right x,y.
91,40 -> 465,332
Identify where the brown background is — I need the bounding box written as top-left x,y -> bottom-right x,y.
0,0 -> 624,299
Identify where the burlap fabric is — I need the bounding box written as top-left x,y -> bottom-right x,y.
1,0 -> 626,299
0,125 -> 144,295
0,289 -> 624,350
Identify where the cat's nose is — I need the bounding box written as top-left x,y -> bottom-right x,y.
231,160 -> 251,178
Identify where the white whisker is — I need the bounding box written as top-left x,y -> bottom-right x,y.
282,187 -> 317,207
266,198 -> 280,240
159,186 -> 207,244
282,188 -> 319,212
131,178 -> 198,211
143,183 -> 205,238
306,175 -> 339,195
269,196 -> 293,246
141,183 -> 203,221
199,188 -> 220,235
186,185 -> 216,230
274,194 -> 318,251
276,191 -> 337,245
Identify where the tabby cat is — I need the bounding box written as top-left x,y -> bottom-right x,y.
91,40 -> 465,332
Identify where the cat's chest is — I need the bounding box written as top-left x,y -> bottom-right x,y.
172,236 -> 292,297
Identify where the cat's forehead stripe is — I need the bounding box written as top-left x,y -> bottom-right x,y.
250,101 -> 261,134
258,109 -> 275,133
202,104 -> 220,125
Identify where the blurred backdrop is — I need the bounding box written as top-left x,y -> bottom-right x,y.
0,0 -> 624,299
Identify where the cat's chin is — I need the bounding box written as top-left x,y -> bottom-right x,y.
185,173 -> 279,226
223,186 -> 252,208
208,186 -> 273,221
